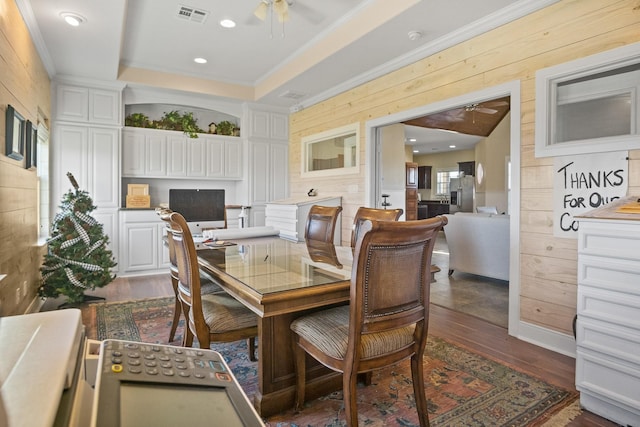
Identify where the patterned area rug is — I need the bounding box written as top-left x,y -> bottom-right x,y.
85,297 -> 578,427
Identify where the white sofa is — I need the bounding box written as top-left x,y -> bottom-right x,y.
443,213 -> 510,281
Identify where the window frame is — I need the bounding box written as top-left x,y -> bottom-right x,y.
534,42 -> 640,158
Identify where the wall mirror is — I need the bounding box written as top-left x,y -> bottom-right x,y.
535,43 -> 640,157
301,123 -> 359,177
5,104 -> 25,161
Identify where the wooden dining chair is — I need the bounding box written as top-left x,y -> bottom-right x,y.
162,211 -> 258,360
291,216 -> 447,427
350,207 -> 403,248
304,205 -> 343,243
157,208 -> 225,344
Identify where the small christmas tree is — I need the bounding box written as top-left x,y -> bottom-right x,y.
39,173 -> 117,304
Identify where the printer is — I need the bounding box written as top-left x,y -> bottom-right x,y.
0,309 -> 263,427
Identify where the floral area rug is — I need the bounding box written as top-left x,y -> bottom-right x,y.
84,297 -> 577,427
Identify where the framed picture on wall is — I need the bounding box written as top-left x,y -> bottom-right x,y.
5,105 -> 25,161
25,120 -> 37,169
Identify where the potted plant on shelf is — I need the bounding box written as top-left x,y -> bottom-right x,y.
216,120 -> 236,136
125,112 -> 150,128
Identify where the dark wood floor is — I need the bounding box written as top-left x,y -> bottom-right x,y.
81,274 -> 617,427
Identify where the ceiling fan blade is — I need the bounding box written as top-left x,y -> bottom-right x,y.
273,0 -> 289,22
476,107 -> 498,114
254,1 -> 268,21
483,100 -> 509,108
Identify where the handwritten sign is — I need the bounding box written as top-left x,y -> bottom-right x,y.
553,151 -> 628,238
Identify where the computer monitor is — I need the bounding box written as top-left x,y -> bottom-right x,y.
169,189 -> 225,234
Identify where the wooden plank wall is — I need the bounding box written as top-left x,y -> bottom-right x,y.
289,0 -> 640,335
0,0 -> 51,316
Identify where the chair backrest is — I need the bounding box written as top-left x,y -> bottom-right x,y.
350,207 -> 403,248
350,216 -> 447,343
304,205 -> 343,243
160,211 -> 206,328
305,238 -> 343,269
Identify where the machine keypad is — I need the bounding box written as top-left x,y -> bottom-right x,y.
102,340 -> 231,382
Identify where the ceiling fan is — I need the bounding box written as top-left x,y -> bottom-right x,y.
254,0 -> 290,23
438,99 -> 510,123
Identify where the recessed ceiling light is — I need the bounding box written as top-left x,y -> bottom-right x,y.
449,145 -> 456,148
220,19 -> 236,28
194,57 -> 207,64
409,138 -> 417,142
413,150 -> 419,153
60,12 -> 86,27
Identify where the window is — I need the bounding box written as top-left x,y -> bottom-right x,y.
301,123 -> 359,177
436,169 -> 460,196
535,42 -> 640,157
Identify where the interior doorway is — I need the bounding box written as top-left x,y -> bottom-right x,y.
364,81 -> 521,336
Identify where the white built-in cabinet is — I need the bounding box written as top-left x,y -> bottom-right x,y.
51,81 -> 122,261
119,210 -> 170,274
249,110 -> 289,140
249,141 -> 289,226
575,199 -> 640,426
122,127 -> 242,179
246,106 -> 290,227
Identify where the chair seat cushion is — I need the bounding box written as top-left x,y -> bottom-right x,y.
290,306 -> 415,360
195,293 -> 257,333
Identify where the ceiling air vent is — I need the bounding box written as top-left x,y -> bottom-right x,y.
279,90 -> 307,100
176,5 -> 209,23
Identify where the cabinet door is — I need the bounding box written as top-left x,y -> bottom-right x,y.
158,224 -> 170,268
56,85 -> 89,122
458,161 -> 475,176
146,134 -> 167,176
53,125 -> 88,205
122,223 -> 159,272
250,111 -> 270,138
206,139 -> 225,177
93,209 -> 119,262
88,89 -> 120,125
122,130 -> 146,176
225,140 -> 242,178
251,142 -> 270,205
88,127 -> 119,208
187,138 -> 207,177
418,166 -> 432,189
270,113 -> 289,140
270,143 -> 288,201
167,135 -> 187,177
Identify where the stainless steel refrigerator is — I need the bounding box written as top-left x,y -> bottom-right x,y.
449,176 -> 475,213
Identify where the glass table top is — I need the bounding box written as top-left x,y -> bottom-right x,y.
197,238 -> 353,295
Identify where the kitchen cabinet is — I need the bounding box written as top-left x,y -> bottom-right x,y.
458,161 -> 475,176
418,202 -> 449,219
122,127 -> 242,179
418,165 -> 432,189
575,199 -> 640,426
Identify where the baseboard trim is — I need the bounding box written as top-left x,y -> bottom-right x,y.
517,320 -> 576,358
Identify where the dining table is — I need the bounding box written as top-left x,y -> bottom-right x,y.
196,236 -> 353,417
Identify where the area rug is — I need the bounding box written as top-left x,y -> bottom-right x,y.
84,297 -> 578,426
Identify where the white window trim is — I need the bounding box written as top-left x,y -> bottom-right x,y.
535,42 -> 640,158
300,122 -> 360,178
